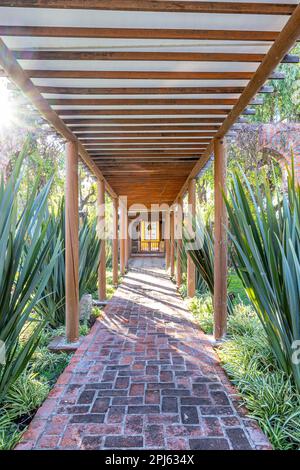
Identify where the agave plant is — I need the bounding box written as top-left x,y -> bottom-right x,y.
183,214 -> 214,295
36,199 -> 102,326
225,165 -> 300,392
182,214 -> 233,312
79,216 -> 102,296
0,150 -> 60,402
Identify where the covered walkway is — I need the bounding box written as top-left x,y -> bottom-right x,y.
1,1 -> 300,346
17,257 -> 270,450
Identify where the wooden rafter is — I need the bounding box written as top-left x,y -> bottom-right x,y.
0,1 -> 298,207
0,1 -> 295,15
11,70 -> 282,80
87,149 -> 205,155
72,125 -> 219,132
64,118 -> 227,125
13,50 -> 299,64
175,3 -> 300,202
75,132 -> 216,138
82,144 -> 207,149
0,26 -> 279,41
0,38 -> 116,198
79,138 -> 211,144
37,86 -> 270,96
57,109 -> 231,116
72,124 -> 219,134
49,98 -> 238,106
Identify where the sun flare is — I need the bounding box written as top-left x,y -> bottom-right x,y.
0,79 -> 14,128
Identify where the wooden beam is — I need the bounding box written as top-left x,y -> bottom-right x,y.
16,50 -> 298,63
65,118 -> 225,125
97,179 -> 106,301
27,70 -> 255,80
74,125 -> 220,132
0,38 -> 116,198
89,147 -> 205,153
0,26 -> 279,41
91,156 -> 204,163
80,138 -> 211,144
65,141 -> 79,343
0,1 -> 294,15
97,159 -> 198,163
187,178 -> 196,298
213,138 -> 227,341
59,109 -> 230,116
38,86 -> 246,95
14,50 -> 267,62
91,156 -> 204,162
85,144 -> 206,150
175,3 -> 300,203
77,132 -> 216,138
112,197 -> 119,287
49,98 -> 238,106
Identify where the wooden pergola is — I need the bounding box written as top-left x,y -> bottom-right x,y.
0,1 -> 299,343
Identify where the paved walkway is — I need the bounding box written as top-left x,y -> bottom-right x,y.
16,257 -> 271,450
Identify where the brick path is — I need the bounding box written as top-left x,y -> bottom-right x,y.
16,257 -> 271,450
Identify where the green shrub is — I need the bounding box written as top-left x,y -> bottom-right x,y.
191,296 -> 300,449
0,150 -> 60,403
219,335 -> 300,450
228,303 -> 262,337
228,272 -> 250,305
225,166 -> 300,391
31,347 -> 70,386
0,410 -> 22,450
190,295 -> 261,337
4,370 -> 49,418
189,294 -> 214,334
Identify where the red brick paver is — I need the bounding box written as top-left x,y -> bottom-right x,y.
16,257 -> 271,450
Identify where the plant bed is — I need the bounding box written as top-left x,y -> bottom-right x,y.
0,307 -> 104,450
189,296 -> 300,450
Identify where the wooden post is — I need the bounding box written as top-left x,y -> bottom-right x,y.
213,138 -> 228,341
176,197 -> 183,288
165,211 -> 170,270
170,211 -> 175,277
97,179 -> 106,301
187,178 -> 196,297
119,197 -> 126,275
124,211 -> 129,268
65,141 -> 79,343
127,217 -> 132,263
112,197 -> 119,287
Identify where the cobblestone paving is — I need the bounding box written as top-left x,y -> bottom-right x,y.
16,257 -> 271,450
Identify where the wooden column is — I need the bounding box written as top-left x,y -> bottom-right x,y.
112,197 -> 119,287
65,141 -> 79,343
97,179 -> 106,301
170,211 -> 175,277
119,197 -> 126,275
127,218 -> 132,262
165,211 -> 171,270
213,138 -> 228,341
176,198 -> 183,288
187,178 -> 196,297
124,211 -> 129,268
